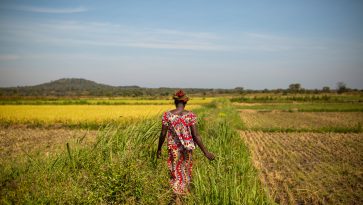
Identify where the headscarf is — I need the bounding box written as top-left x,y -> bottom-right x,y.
173,89 -> 189,102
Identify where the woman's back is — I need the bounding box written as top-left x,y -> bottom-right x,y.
157,89 -> 214,198
162,110 -> 197,151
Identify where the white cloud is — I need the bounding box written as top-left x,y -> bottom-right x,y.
5,5 -> 87,14
0,20 -> 229,51
0,19 -> 335,53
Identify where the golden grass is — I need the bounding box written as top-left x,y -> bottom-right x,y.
240,131 -> 363,205
0,105 -> 200,125
240,110 -> 363,130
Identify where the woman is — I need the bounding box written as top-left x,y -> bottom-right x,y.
157,90 -> 215,197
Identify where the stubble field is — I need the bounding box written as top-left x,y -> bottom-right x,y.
237,98 -> 363,205
241,131 -> 363,205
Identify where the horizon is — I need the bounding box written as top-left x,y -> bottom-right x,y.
0,77 -> 360,90
1,0 -> 363,89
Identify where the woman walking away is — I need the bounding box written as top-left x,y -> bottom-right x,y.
157,90 -> 215,202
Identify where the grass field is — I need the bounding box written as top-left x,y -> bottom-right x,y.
241,131 -> 363,205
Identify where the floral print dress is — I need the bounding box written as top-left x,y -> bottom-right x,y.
161,111 -> 197,194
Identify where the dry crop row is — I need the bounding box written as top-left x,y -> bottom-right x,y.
241,131 -> 363,205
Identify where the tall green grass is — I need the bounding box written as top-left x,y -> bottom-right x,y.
186,99 -> 270,204
0,99 -> 271,204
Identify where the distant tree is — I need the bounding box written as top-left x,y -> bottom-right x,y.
322,86 -> 330,92
288,83 -> 302,93
336,82 -> 347,94
234,87 -> 244,94
313,89 -> 320,94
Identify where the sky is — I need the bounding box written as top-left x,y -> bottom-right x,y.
0,0 -> 362,89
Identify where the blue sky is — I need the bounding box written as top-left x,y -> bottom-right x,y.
0,0 -> 362,89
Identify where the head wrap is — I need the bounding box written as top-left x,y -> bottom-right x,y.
173,89 -> 189,102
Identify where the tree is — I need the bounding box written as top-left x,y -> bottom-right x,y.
322,86 -> 330,92
336,82 -> 347,94
288,83 -> 302,93
234,87 -> 244,94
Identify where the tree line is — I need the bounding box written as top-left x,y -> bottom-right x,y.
0,78 -> 360,97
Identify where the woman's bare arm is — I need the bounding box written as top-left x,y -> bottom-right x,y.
157,124 -> 168,158
190,124 -> 215,160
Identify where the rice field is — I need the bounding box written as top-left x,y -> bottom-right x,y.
240,131 -> 363,205
0,104 -> 200,128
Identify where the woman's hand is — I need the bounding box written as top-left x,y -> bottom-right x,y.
204,151 -> 215,161
157,149 -> 162,159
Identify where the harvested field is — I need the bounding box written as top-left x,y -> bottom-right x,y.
240,110 -> 363,131
240,131 -> 363,205
0,128 -> 98,161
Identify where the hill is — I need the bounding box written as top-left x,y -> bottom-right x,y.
33,78 -> 114,90
0,78 -> 221,97
0,78 -> 144,97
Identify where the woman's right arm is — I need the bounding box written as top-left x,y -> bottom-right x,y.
190,124 -> 215,160
157,124 -> 168,158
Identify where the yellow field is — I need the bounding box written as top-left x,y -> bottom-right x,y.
0,105 -> 200,125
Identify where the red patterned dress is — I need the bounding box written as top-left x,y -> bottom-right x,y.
161,111 -> 197,194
